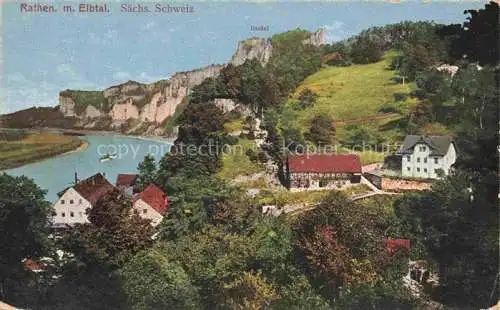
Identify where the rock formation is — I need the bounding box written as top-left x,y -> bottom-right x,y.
57,29 -> 326,134
230,38 -> 273,66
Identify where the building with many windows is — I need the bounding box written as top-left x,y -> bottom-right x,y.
397,135 -> 457,179
52,173 -> 115,226
287,154 -> 362,191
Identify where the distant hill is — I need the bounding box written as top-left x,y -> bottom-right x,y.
0,106 -> 78,129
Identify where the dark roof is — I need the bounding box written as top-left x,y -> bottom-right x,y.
116,174 -> 138,186
397,135 -> 454,156
72,173 -> 115,205
135,184 -> 168,216
288,154 -> 362,174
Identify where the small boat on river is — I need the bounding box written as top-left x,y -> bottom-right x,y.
99,153 -> 118,162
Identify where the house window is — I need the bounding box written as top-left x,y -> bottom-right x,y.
424,168 -> 427,173
79,199 -> 82,204
434,169 -> 440,175
70,200 -> 74,204
407,167 -> 410,172
434,158 -> 438,164
70,212 -> 74,217
61,200 -> 65,204
417,167 -> 420,172
417,157 -> 420,163
424,158 -> 428,164
134,209 -> 139,215
407,156 -> 410,161
319,180 -> 328,188
143,209 -> 147,214
421,146 -> 426,151
61,212 -> 65,217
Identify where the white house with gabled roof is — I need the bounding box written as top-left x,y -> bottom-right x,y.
397,135 -> 457,179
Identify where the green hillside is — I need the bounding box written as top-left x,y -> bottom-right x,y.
285,52 -> 418,141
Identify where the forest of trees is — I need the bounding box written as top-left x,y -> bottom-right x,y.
0,2 -> 498,309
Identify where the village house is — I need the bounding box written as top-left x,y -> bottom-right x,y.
287,154 -> 362,191
132,184 -> 169,227
52,173 -> 115,226
115,173 -> 138,196
397,135 -> 457,179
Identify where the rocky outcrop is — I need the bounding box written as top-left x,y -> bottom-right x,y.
302,29 -> 326,46
230,38 -> 273,66
57,29 -> 326,135
214,98 -> 237,113
59,96 -> 76,117
84,105 -> 103,118
59,64 -> 224,128
230,29 -> 325,67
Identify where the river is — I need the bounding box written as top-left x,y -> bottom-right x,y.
4,135 -> 172,202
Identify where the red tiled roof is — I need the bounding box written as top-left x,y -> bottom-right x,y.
73,173 -> 115,205
135,184 -> 168,215
385,239 -> 410,254
288,154 -> 362,174
24,258 -> 43,272
116,174 -> 138,186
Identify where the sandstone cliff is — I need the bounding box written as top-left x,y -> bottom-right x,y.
230,38 -> 273,66
57,28 -> 326,135
59,64 -> 224,126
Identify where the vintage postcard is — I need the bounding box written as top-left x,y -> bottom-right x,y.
0,1 -> 498,309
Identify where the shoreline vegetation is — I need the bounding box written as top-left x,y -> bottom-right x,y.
0,132 -> 86,170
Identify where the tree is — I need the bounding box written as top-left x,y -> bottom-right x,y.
223,271 -> 278,309
415,71 -> 453,123
189,77 -> 231,104
349,34 -> 384,64
220,64 -> 242,98
120,249 -> 201,309
305,115 -> 336,146
176,102 -> 226,145
408,101 -> 433,133
394,171 -> 499,307
61,189 -> 154,268
135,154 -> 157,192
294,192 -> 397,301
239,59 -> 265,113
460,2 -> 499,66
297,88 -> 318,110
0,173 -> 53,302
343,125 -> 381,148
297,225 -> 354,291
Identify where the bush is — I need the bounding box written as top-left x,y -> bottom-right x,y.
378,104 -> 400,114
393,93 -> 409,102
409,89 -> 427,100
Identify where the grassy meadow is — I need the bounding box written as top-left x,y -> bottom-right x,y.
286,52 -> 418,142
0,132 -> 84,169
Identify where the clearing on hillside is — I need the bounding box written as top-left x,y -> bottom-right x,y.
287,52 -> 418,142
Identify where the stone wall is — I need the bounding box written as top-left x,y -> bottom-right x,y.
381,178 -> 431,191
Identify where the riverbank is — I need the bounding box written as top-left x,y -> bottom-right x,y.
0,127 -> 176,143
60,139 -> 89,156
0,133 -> 85,170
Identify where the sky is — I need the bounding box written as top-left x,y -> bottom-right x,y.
0,1 -> 485,114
